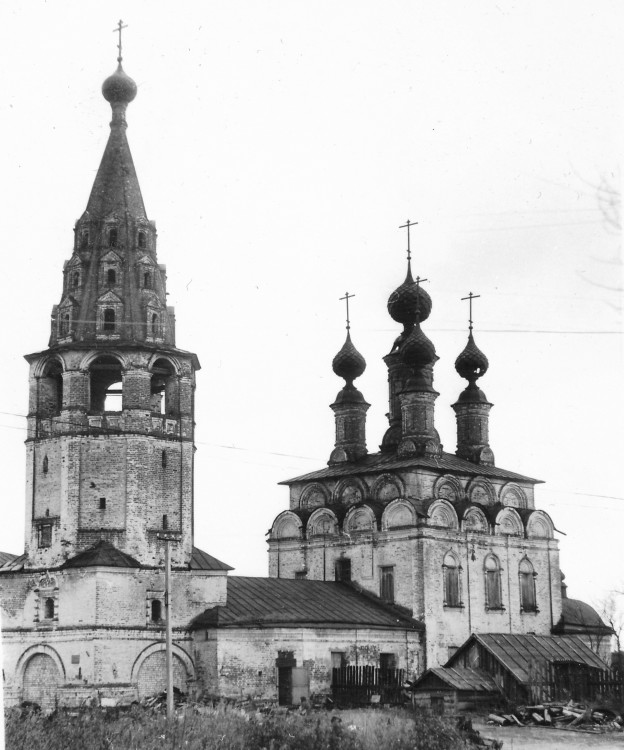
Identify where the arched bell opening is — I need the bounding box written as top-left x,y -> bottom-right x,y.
89,355 -> 124,413
150,359 -> 178,417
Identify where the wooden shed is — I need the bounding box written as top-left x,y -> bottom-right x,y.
410,666 -> 502,714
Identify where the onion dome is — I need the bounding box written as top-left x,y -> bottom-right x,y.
399,323 -> 436,369
332,332 -> 366,384
455,332 -> 489,383
387,264 -> 432,325
102,64 -> 137,104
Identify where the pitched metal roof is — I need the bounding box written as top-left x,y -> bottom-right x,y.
414,667 -> 500,692
61,540 -> 141,569
0,551 -> 18,567
190,577 -> 424,630
448,633 -> 608,684
281,451 -> 541,485
190,547 -> 233,571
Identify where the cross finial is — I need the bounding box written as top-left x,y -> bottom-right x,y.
339,292 -> 355,331
461,291 -> 481,331
414,276 -> 428,315
399,219 -> 418,263
113,20 -> 128,64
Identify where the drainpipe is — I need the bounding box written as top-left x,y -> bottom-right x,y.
506,535 -> 512,633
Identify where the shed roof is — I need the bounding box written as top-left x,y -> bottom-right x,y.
447,633 -> 608,685
281,451 -> 540,485
190,547 -> 233,571
413,667 -> 500,693
191,577 -> 424,630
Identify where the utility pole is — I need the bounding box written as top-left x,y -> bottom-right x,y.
157,532 -> 181,720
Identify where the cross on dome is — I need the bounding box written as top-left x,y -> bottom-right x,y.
113,19 -> 128,64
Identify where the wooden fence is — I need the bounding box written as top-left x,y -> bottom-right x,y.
331,666 -> 405,706
526,662 -> 624,704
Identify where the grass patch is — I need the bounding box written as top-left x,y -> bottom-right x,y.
6,704 -> 467,750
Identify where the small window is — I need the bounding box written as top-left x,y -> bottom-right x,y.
107,268 -> 116,285
108,227 -> 118,247
519,558 -> 537,612
72,271 -> 80,287
335,558 -> 351,583
331,652 -> 346,669
81,231 -> 89,249
151,599 -> 162,622
60,314 -> 70,336
144,272 -> 152,289
161,450 -> 167,468
295,570 -> 307,580
138,231 -> 146,248
443,552 -> 461,607
42,456 -> 49,474
485,555 -> 503,610
151,313 -> 159,336
380,653 -> 396,671
44,598 -> 55,620
99,497 -> 106,510
380,566 -> 394,604
38,524 -> 52,548
103,308 -> 116,332
162,514 -> 168,530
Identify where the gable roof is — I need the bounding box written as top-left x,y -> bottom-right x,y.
281,451 -> 541,486
413,667 -> 500,693
0,551 -> 18,567
447,633 -> 608,684
190,577 -> 424,631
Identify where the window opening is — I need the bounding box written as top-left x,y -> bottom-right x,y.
89,356 -> 123,412
144,272 -> 152,289
60,314 -> 70,336
331,652 -> 346,669
485,555 -> 502,609
108,227 -> 118,247
44,598 -> 55,620
42,456 -> 48,474
380,653 -> 396,671
150,313 -> 159,336
519,558 -> 537,612
103,308 -> 116,332
443,552 -> 461,607
80,231 -> 89,249
38,524 -> 52,548
162,514 -> 168,530
150,359 -> 178,416
161,450 -> 167,468
151,599 -> 162,622
99,497 -> 106,510
295,570 -> 307,580
107,268 -> 116,285
138,231 -> 146,248
72,271 -> 80,287
335,558 -> 351,583
380,566 -> 395,604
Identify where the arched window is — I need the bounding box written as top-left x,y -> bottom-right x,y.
107,268 -> 116,285
42,455 -> 49,474
151,313 -> 159,336
59,314 -> 70,336
81,231 -> 89,249
138,231 -> 147,248
72,271 -> 80,287
443,552 -> 461,607
144,272 -> 152,289
44,597 -> 54,620
484,555 -> 503,610
151,599 -> 162,622
150,359 -> 178,416
519,558 -> 537,612
103,308 -> 116,332
89,355 -> 123,412
40,360 -> 63,416
108,227 -> 118,247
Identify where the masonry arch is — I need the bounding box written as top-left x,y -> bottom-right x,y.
132,643 -> 195,700
462,506 -> 489,533
371,474 -> 404,502
149,357 -> 181,416
433,474 -> 463,502
344,504 -> 376,534
495,507 -> 524,537
17,645 -> 65,711
427,499 -> 459,529
526,510 -> 554,539
466,477 -> 497,506
37,356 -> 65,415
87,354 -> 125,412
307,508 -> 338,537
271,511 -> 303,540
333,478 -> 367,506
500,482 -> 528,509
299,483 -> 329,510
381,498 -> 416,530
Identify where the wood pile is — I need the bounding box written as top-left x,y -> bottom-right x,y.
487,702 -> 624,734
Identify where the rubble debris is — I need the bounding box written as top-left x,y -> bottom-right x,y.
486,701 -> 624,734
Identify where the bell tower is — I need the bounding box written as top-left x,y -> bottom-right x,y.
24,51 -> 199,570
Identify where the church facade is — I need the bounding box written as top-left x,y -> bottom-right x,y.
268,255 -> 562,669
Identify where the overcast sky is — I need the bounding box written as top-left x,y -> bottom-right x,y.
0,1 -> 622,610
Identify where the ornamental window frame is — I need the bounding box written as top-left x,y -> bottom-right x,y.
519,557 -> 538,613
442,551 -> 463,608
484,553 -> 504,611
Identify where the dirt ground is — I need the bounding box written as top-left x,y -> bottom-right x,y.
472,719 -> 624,749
